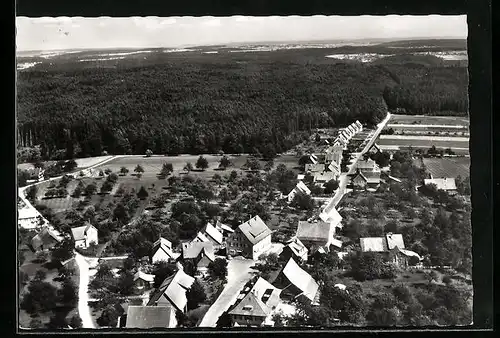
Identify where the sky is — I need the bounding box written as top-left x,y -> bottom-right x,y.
16,15 -> 467,52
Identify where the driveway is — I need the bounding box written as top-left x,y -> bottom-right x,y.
74,252 -> 96,329
198,257 -> 256,327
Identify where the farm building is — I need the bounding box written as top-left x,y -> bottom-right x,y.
151,237 -> 180,264
360,233 -> 422,268
134,271 -> 155,291
280,237 -> 308,262
18,198 -> 45,229
350,169 -> 381,189
200,222 -> 224,246
319,205 -> 343,229
181,241 -> 215,274
423,178 -> 457,191
71,222 -> 98,249
215,220 -> 234,239
354,158 -> 381,173
227,216 -> 272,260
327,161 -> 341,177
31,226 -> 64,251
228,277 -> 282,327
286,181 -> 312,203
273,258 -> 319,304
296,213 -> 340,253
312,171 -> 338,187
147,267 -> 195,313
305,163 -> 325,173
125,305 -> 177,329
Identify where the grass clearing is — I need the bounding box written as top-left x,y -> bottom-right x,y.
389,114 -> 469,126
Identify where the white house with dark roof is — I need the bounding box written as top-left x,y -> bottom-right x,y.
227,215 -> 272,260
71,222 -> 98,249
201,222 -> 224,246
273,258 -> 319,304
151,237 -> 180,264
147,267 -> 195,313
325,145 -> 343,165
286,181 -> 311,203
228,277 -> 282,327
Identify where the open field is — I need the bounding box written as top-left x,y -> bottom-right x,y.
422,157 -> 470,179
389,114 -> 469,126
377,137 -> 469,149
17,155 -> 114,171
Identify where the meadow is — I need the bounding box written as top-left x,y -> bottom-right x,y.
422,157 -> 470,179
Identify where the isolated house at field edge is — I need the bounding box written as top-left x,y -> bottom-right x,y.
70,222 -> 98,249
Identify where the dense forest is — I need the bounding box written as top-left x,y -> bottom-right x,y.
17,49 -> 468,161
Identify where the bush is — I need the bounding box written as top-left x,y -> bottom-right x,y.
207,258 -> 228,281
442,275 -> 452,284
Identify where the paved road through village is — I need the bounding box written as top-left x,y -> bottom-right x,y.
325,112 -> 392,210
199,258 -> 256,327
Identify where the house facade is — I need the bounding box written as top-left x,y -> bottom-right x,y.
125,305 -> 177,329
287,181 -> 311,203
147,268 -> 195,313
227,215 -> 272,260
71,223 -> 98,249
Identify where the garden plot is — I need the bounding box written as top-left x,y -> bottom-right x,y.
422,157 -> 470,179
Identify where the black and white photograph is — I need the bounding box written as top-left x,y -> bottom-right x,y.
16,14 -> 475,330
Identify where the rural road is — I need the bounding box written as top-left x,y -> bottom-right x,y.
199,258 -> 256,327
74,252 -> 96,329
324,112 -> 391,211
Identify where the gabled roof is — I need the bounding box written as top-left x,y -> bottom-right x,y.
308,155 -> 318,165
134,271 -> 155,283
359,233 -> 405,253
293,181 -> 311,195
387,175 -> 402,183
424,178 -> 457,190
280,258 -> 319,302
153,237 -> 172,250
355,120 -> 363,128
70,223 -> 97,241
147,269 -> 195,311
230,277 -> 282,318
216,220 -> 234,233
285,237 -> 308,257
386,233 -> 405,250
313,171 -> 337,182
125,305 -> 174,328
355,159 -> 380,172
330,238 -> 343,249
310,154 -> 318,161
194,232 -> 211,243
237,215 -> 272,245
297,220 -> 332,243
228,289 -> 270,318
360,237 -> 388,252
182,241 -> 215,261
327,161 -> 340,174
203,222 -> 223,245
31,227 -> 63,250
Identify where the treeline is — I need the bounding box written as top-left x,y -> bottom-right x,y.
17,56 -> 466,161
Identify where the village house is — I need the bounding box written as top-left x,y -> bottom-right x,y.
359,233 -> 422,268
326,161 -> 341,178
286,181 -> 312,203
193,222 -> 224,247
312,171 -> 338,187
350,168 -> 381,189
296,211 -> 341,254
181,241 -> 215,275
215,220 -> 234,240
227,215 -> 272,260
151,237 -> 180,264
280,237 -> 308,262
147,266 -> 195,313
354,158 -> 381,173
368,143 -> 382,155
134,271 -> 155,291
273,258 -> 319,304
324,145 -> 343,165
304,162 -> 325,173
125,305 -> 177,329
71,222 -> 98,249
319,204 -> 343,229
423,178 -> 457,192
31,226 -> 64,252
228,277 -> 282,327
355,120 -> 363,131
